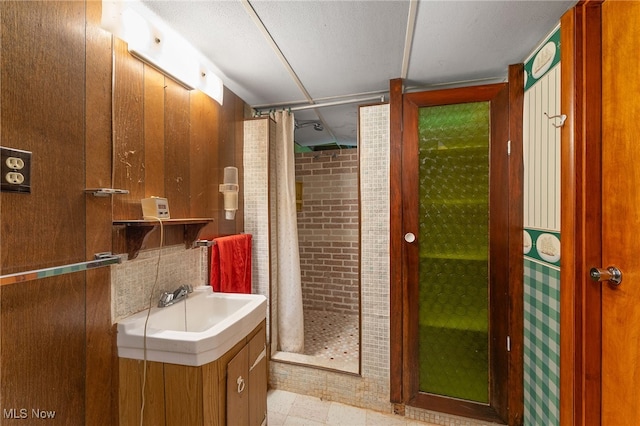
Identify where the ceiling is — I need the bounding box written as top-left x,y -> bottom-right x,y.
140,0 -> 576,150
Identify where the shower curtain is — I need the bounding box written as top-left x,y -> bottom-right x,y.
273,111 -> 305,353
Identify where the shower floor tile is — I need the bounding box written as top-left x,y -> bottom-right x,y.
303,310 -> 359,370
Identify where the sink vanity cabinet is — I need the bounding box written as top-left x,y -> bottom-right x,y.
226,323 -> 268,425
118,321 -> 267,426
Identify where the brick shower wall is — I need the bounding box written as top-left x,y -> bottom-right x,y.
295,149 -> 359,314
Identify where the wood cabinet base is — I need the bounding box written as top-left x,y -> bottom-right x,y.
119,320 -> 267,426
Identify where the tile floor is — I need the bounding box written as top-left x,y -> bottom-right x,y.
267,389 -> 437,426
303,310 -> 359,368
272,310 -> 360,373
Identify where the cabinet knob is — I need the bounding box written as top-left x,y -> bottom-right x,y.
236,376 -> 246,393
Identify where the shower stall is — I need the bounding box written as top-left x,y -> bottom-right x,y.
243,117 -> 360,374
293,148 -> 360,373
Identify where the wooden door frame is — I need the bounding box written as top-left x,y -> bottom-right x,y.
389,65 -> 524,425
559,2 -> 603,425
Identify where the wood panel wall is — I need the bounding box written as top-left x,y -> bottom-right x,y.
1,1 -> 87,423
1,1 -> 247,423
112,40 -> 246,239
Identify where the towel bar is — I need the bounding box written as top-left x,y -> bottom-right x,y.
0,252 -> 124,286
194,239 -> 216,247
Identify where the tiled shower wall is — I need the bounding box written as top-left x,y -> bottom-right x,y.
522,26 -> 561,426
295,149 -> 359,314
243,118 -> 275,344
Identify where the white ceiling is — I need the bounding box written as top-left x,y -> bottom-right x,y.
141,0 -> 576,149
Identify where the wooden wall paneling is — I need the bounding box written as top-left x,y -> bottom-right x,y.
189,91 -> 215,219
1,1 -> 87,423
217,87 -> 240,235
113,38 -> 145,220
164,78 -> 191,219
0,0 -> 86,272
206,97 -> 221,238
2,277 -> 86,423
137,65 -> 169,249
144,66 -> 166,199
84,1 -> 117,424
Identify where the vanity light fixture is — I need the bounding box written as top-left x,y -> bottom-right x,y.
101,0 -> 224,105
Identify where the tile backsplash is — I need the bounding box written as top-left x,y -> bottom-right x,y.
111,245 -> 207,323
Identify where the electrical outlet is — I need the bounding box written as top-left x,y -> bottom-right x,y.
6,172 -> 24,184
6,157 -> 25,170
1,147 -> 31,193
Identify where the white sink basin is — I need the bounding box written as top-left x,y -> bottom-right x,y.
117,286 -> 267,366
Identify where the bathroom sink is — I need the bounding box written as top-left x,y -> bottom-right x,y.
117,286 -> 267,366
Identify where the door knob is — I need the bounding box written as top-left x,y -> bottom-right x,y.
404,232 -> 416,243
590,266 -> 622,286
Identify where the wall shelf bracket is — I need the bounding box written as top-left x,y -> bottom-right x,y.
112,218 -> 213,260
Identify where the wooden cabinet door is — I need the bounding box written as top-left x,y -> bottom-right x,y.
227,344 -> 249,425
249,328 -> 267,426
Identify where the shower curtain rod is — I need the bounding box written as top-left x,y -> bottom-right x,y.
255,94 -> 385,114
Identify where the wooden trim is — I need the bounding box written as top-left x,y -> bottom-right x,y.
403,83 -> 506,107
507,63 -> 525,426
389,78 -> 404,404
411,393 -> 505,424
489,82 -> 510,423
401,90 -> 420,404
560,1 -> 603,425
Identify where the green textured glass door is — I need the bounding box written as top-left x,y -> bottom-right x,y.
418,102 -> 490,403
396,81 -> 519,424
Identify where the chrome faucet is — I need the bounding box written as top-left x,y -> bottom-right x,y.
158,284 -> 193,307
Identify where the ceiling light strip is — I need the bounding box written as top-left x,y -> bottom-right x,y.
401,0 -> 419,79
241,0 -> 314,103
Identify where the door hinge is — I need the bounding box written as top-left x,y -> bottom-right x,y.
507,336 -> 511,352
507,140 -> 511,156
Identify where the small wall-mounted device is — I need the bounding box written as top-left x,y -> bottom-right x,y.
141,197 -> 170,219
219,166 -> 239,220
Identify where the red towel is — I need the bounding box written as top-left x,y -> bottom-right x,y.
210,234 -> 252,293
